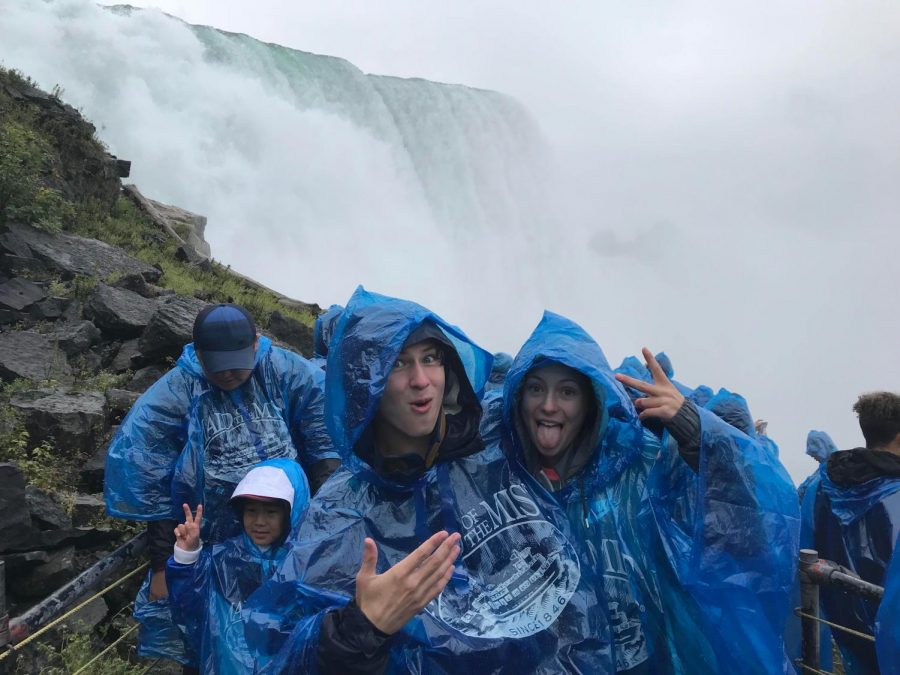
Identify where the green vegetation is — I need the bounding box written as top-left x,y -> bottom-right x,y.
0,119 -> 73,232
0,380 -> 70,491
27,624 -> 145,675
0,65 -> 316,330
68,195 -> 316,327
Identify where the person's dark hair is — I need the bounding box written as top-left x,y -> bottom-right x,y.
853,392 -> 900,449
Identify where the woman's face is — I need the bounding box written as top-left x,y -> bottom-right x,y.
519,363 -> 589,465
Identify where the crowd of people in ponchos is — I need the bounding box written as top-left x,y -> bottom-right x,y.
103,289 -> 900,675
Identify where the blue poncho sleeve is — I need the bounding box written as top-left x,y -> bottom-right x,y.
167,551 -> 212,660
104,367 -> 193,520
877,534 -> 900,674
650,407 -> 800,674
269,347 -> 339,471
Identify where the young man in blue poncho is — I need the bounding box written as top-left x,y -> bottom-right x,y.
103,303 -> 339,669
501,312 -> 800,674
166,458 -> 309,674
243,287 -> 612,674
801,391 -> 900,674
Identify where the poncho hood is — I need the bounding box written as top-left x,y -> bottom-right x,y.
229,458 -> 310,534
313,304 -> 344,360
822,449 -> 900,525
324,286 -> 492,484
807,429 -> 839,462
503,311 -> 644,489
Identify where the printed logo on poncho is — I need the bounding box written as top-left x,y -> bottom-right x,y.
601,538 -> 648,671
434,484 -> 581,639
202,397 -> 295,483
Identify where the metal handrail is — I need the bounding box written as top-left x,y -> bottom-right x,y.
796,548 -> 884,674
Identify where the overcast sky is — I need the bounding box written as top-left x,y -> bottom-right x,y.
11,1 -> 900,481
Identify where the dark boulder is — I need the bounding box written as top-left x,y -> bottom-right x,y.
138,294 -> 206,361
79,429 -> 113,493
105,389 -> 139,421
126,366 -> 165,393
268,310 -> 314,358
0,549 -> 50,575
85,284 -> 158,339
0,277 -> 46,311
0,464 -> 36,553
49,320 -> 101,357
26,486 -> 72,530
111,272 -> 159,299
0,254 -> 52,280
11,546 -> 76,599
30,297 -> 69,320
10,391 -> 106,454
0,331 -> 73,383
4,222 -> 161,283
0,228 -> 33,258
109,339 -> 141,373
72,494 -> 105,527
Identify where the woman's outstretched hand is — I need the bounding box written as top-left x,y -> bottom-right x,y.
615,347 -> 685,422
356,530 -> 461,635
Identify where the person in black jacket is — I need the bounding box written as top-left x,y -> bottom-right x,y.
802,391 -> 900,673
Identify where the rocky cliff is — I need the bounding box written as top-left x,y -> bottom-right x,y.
0,66 -> 323,671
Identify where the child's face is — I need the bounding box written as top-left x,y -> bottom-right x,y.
242,500 -> 286,547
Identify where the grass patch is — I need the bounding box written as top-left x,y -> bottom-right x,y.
70,196 -> 316,328
1,65 -> 317,333
28,624 -> 144,675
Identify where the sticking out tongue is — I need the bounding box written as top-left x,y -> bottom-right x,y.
536,423 -> 563,450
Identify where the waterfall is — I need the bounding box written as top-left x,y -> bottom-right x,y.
0,0 -> 552,345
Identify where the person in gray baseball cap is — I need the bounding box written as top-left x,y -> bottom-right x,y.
104,302 -> 339,672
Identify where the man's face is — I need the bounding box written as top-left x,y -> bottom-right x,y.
375,340 -> 446,454
198,337 -> 258,391
242,500 -> 286,547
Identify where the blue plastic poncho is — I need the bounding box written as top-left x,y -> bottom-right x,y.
485,351 -> 514,392
806,431 -> 838,463
876,533 -> 900,673
703,388 -> 780,458
312,304 -> 344,368
244,287 -> 612,674
105,336 -> 334,542
504,311 -> 800,674
104,337 -> 335,662
800,457 -> 900,674
796,430 -> 838,502
166,458 -> 310,674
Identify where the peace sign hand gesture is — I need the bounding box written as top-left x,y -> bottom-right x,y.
614,347 -> 686,423
173,503 -> 203,552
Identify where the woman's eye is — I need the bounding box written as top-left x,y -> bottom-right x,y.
525,382 -> 542,394
561,387 -> 578,398
422,354 -> 442,365
393,358 -> 407,370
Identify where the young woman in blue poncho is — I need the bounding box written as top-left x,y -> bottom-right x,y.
501,311 -> 800,674
165,458 -> 310,674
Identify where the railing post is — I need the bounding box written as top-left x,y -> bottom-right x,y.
799,548 -> 820,672
0,560 -> 9,650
